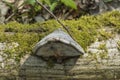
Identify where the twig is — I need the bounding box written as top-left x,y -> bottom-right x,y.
35,0 -> 75,40
5,13 -> 15,23
4,0 -> 25,23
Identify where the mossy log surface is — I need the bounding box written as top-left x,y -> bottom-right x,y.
0,11 -> 120,80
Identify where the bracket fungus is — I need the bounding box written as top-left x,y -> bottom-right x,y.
33,29 -> 85,63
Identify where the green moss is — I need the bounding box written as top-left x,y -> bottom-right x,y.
98,29 -> 114,41
98,43 -> 108,59
0,11 -> 120,61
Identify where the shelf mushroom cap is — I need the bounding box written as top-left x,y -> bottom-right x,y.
33,29 -> 85,57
